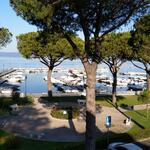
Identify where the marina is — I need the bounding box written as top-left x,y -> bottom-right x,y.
0,66 -> 147,97
0,52 -> 147,96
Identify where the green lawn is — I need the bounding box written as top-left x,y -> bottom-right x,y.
0,131 -> 83,150
126,109 -> 150,140
96,95 -> 146,107
46,95 -> 141,107
117,95 -> 144,106
43,95 -> 146,108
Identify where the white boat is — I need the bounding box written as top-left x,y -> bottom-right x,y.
0,88 -> 13,94
64,88 -> 79,93
6,76 -> 23,83
3,73 -> 25,83
43,76 -> 65,84
117,78 -> 130,86
127,83 -> 146,91
120,72 -> 146,76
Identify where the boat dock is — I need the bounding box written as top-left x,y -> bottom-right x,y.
0,68 -> 16,78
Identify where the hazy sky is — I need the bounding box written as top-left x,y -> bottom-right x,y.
0,0 -> 37,52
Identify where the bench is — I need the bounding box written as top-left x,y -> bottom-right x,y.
10,104 -> 19,111
124,117 -> 131,125
9,104 -> 19,115
121,104 -> 134,110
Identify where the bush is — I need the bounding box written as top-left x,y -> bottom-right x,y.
51,107 -> 79,120
15,95 -> 33,105
12,91 -> 20,101
4,135 -> 21,150
0,96 -> 33,114
0,97 -> 13,110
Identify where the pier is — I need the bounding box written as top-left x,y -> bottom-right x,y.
0,68 -> 16,78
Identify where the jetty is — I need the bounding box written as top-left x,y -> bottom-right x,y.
0,68 -> 16,78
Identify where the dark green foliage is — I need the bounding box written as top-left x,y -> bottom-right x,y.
138,89 -> 150,103
12,91 -> 20,101
138,89 -> 150,119
101,32 -> 132,63
3,135 -> 21,150
17,31 -> 84,67
130,14 -> 150,62
17,31 -> 78,61
129,14 -> 150,90
0,27 -> 12,49
51,107 -> 79,120
10,0 -> 149,60
0,96 -> 33,111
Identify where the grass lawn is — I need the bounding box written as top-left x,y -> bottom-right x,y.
117,95 -> 145,106
96,95 -> 146,107
43,94 -> 147,108
0,130 -> 83,150
125,109 -> 150,140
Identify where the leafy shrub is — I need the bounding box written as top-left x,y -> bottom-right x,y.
4,135 -> 21,149
12,91 -> 20,101
51,107 -> 79,120
14,95 -> 33,105
0,96 -> 33,113
0,97 -> 13,110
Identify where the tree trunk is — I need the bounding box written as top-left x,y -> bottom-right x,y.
83,62 -> 97,150
47,67 -> 53,98
147,73 -> 150,91
112,72 -> 117,104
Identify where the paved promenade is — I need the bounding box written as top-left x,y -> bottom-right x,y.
0,98 -> 132,142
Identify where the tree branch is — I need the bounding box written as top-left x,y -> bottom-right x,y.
131,61 -> 146,71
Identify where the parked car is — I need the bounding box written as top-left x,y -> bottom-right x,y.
107,142 -> 143,150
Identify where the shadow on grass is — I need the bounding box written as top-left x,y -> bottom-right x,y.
114,107 -> 145,129
40,95 -> 83,103
134,110 -> 146,118
96,95 -> 125,104
41,95 -> 146,130
96,96 -> 146,130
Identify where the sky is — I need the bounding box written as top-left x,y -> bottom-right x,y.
0,0 -> 37,52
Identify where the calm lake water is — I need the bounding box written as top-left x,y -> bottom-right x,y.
0,52 -> 145,94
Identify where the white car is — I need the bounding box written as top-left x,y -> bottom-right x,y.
107,142 -> 143,150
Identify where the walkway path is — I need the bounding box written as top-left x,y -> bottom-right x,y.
0,98 -> 131,142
